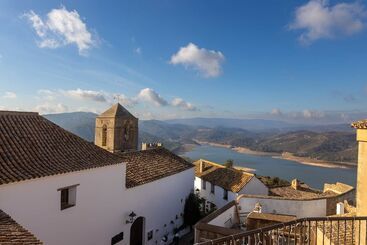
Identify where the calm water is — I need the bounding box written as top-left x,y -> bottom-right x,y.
183,144 -> 357,189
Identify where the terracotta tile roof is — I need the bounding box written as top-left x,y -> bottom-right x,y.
270,181 -> 354,200
247,212 -> 296,223
194,159 -> 254,193
269,183 -> 331,199
0,111 -> 123,185
0,209 -> 42,244
323,182 -> 354,194
117,147 -> 194,188
351,119 -> 367,129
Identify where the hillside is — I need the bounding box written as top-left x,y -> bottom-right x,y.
44,112 -> 357,163
252,131 -> 357,162
193,127 -> 357,163
44,112 -> 189,151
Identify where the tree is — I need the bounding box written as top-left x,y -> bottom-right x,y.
183,193 -> 201,230
224,159 -> 234,168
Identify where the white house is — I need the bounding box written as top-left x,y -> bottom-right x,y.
0,105 -> 195,245
194,180 -> 355,243
194,159 -> 268,210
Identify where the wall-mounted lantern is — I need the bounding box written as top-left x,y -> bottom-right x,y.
126,211 -> 137,224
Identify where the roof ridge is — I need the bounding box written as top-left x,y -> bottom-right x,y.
0,111 -> 39,116
198,159 -> 254,176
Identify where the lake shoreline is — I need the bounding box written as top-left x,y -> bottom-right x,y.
191,140 -> 356,170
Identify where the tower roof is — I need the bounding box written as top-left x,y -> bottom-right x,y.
99,103 -> 137,118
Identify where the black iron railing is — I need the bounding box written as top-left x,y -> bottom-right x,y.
196,216 -> 367,245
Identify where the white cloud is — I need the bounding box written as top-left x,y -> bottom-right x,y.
289,0 -> 366,44
171,98 -> 197,111
3,91 -> 17,99
111,93 -> 137,107
62,88 -> 107,102
34,103 -> 68,114
134,47 -> 142,55
24,7 -> 95,54
37,89 -> 57,101
136,88 -> 168,106
271,108 -> 283,116
37,87 -> 197,113
302,109 -> 325,119
170,43 -> 225,78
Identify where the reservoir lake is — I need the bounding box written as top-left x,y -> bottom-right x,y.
182,144 -> 357,189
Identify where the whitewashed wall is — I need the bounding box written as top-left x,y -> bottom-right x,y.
0,164 -> 194,245
239,177 -> 268,196
195,177 -> 268,209
0,164 -> 127,245
195,177 -> 235,208
238,196 -> 327,218
208,204 -> 237,228
124,167 -> 194,244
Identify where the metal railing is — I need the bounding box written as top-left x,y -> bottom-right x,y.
196,216 -> 367,245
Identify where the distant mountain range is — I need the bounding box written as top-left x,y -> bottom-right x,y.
166,117 -> 353,133
44,112 -> 357,163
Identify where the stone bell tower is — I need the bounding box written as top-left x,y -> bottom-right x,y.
95,103 -> 138,153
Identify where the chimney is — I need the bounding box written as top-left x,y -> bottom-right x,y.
199,160 -> 205,173
141,142 -> 163,151
253,202 -> 262,213
291,179 -> 300,190
336,202 -> 345,215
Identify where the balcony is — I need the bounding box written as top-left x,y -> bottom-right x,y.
195,216 -> 367,245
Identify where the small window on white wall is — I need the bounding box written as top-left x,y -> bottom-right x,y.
58,184 -> 79,210
223,189 -> 228,200
202,180 -> 206,190
211,183 -> 215,194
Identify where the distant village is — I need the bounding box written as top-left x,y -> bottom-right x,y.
0,104 -> 367,245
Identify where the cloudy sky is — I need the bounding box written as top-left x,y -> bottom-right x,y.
0,0 -> 367,123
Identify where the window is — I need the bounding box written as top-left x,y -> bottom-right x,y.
111,232 -> 124,245
102,125 -> 107,146
147,230 -> 153,240
58,184 -> 78,210
223,189 -> 228,200
202,180 -> 206,190
211,183 -> 215,194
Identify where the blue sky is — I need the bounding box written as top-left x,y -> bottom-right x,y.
0,0 -> 367,123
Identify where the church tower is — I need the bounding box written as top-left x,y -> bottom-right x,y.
95,103 -> 138,153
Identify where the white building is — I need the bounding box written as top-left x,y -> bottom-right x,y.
194,159 -> 268,210
0,105 -> 195,245
194,179 -> 355,243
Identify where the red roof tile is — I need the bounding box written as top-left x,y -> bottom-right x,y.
0,209 -> 42,244
118,147 -> 193,188
0,111 -> 122,185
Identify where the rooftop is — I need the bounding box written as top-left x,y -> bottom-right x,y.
351,119 -> 367,129
247,212 -> 296,223
266,180 -> 355,200
0,111 -> 123,185
118,147 -> 194,188
0,209 -> 42,244
194,159 -> 254,193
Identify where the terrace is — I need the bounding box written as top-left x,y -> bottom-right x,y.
195,216 -> 367,244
